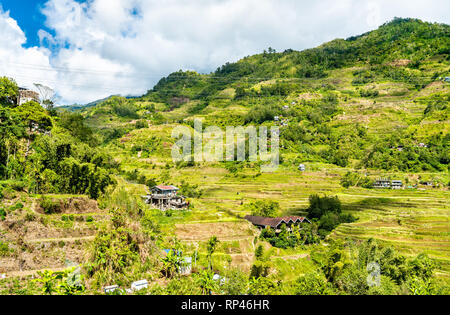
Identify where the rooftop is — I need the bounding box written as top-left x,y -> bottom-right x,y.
244,215 -> 309,229
153,185 -> 179,191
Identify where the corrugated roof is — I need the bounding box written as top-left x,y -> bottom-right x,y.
244,215 -> 309,228
154,185 -> 179,191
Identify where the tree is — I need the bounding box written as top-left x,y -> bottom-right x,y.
206,236 -> 220,271
248,277 -> 277,295
34,83 -> 58,111
58,111 -> 95,144
13,101 -> 53,132
255,245 -> 264,260
294,272 -> 333,295
307,194 -> 341,219
162,250 -> 181,278
223,268 -> 248,295
246,200 -> 280,217
0,107 -> 26,178
195,270 -> 218,295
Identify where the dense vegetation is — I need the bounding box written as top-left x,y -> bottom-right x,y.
0,18 -> 448,296
137,18 -> 450,173
0,78 -> 117,199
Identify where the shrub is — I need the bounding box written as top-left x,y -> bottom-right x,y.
39,197 -> 60,214
246,200 -> 280,217
307,195 -> 341,219
294,272 -> 333,295
222,268 -> 248,295
0,241 -> 12,256
135,120 -> 148,129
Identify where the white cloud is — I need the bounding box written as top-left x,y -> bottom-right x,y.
1,0 -> 449,104
0,8 -> 56,94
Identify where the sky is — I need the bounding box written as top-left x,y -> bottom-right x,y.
0,0 -> 449,105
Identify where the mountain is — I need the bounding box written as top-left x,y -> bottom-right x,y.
81,17 -> 450,173
1,18 -> 449,294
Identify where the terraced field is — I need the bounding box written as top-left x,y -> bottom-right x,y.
114,138 -> 450,279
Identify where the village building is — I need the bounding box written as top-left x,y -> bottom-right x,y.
142,185 -> 188,210
244,215 -> 310,233
391,180 -> 403,189
17,87 -> 39,105
373,178 -> 403,189
373,178 -> 391,188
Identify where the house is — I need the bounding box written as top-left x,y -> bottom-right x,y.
244,215 -> 310,233
17,87 -> 39,105
391,180 -> 403,189
373,178 -> 391,188
143,185 -> 188,210
373,179 -> 403,189
152,185 -> 179,195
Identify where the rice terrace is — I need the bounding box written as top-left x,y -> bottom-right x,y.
0,0 -> 449,299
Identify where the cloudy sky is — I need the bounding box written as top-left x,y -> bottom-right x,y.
0,0 -> 449,104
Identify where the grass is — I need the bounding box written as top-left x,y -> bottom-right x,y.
113,134 -> 450,280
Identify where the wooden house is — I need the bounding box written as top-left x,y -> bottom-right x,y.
143,185 -> 188,210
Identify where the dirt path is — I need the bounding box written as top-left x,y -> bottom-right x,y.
4,266 -> 74,278
179,235 -> 254,242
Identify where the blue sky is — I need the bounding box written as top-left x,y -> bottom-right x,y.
0,0 -> 449,104
1,0 -> 50,47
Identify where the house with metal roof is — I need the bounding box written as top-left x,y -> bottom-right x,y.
151,185 -> 179,195
142,185 -> 188,210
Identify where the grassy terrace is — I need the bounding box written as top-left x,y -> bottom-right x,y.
115,135 -> 450,279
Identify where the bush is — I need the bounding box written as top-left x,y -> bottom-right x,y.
179,180 -> 202,198
135,120 -> 148,129
222,268 -> 248,295
307,195 -> 341,219
39,197 -> 60,214
294,272 -> 333,295
246,200 -> 280,217
0,241 -> 12,257
0,208 -> 6,220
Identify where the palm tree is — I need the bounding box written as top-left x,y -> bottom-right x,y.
196,270 -> 217,295
162,250 -> 180,278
